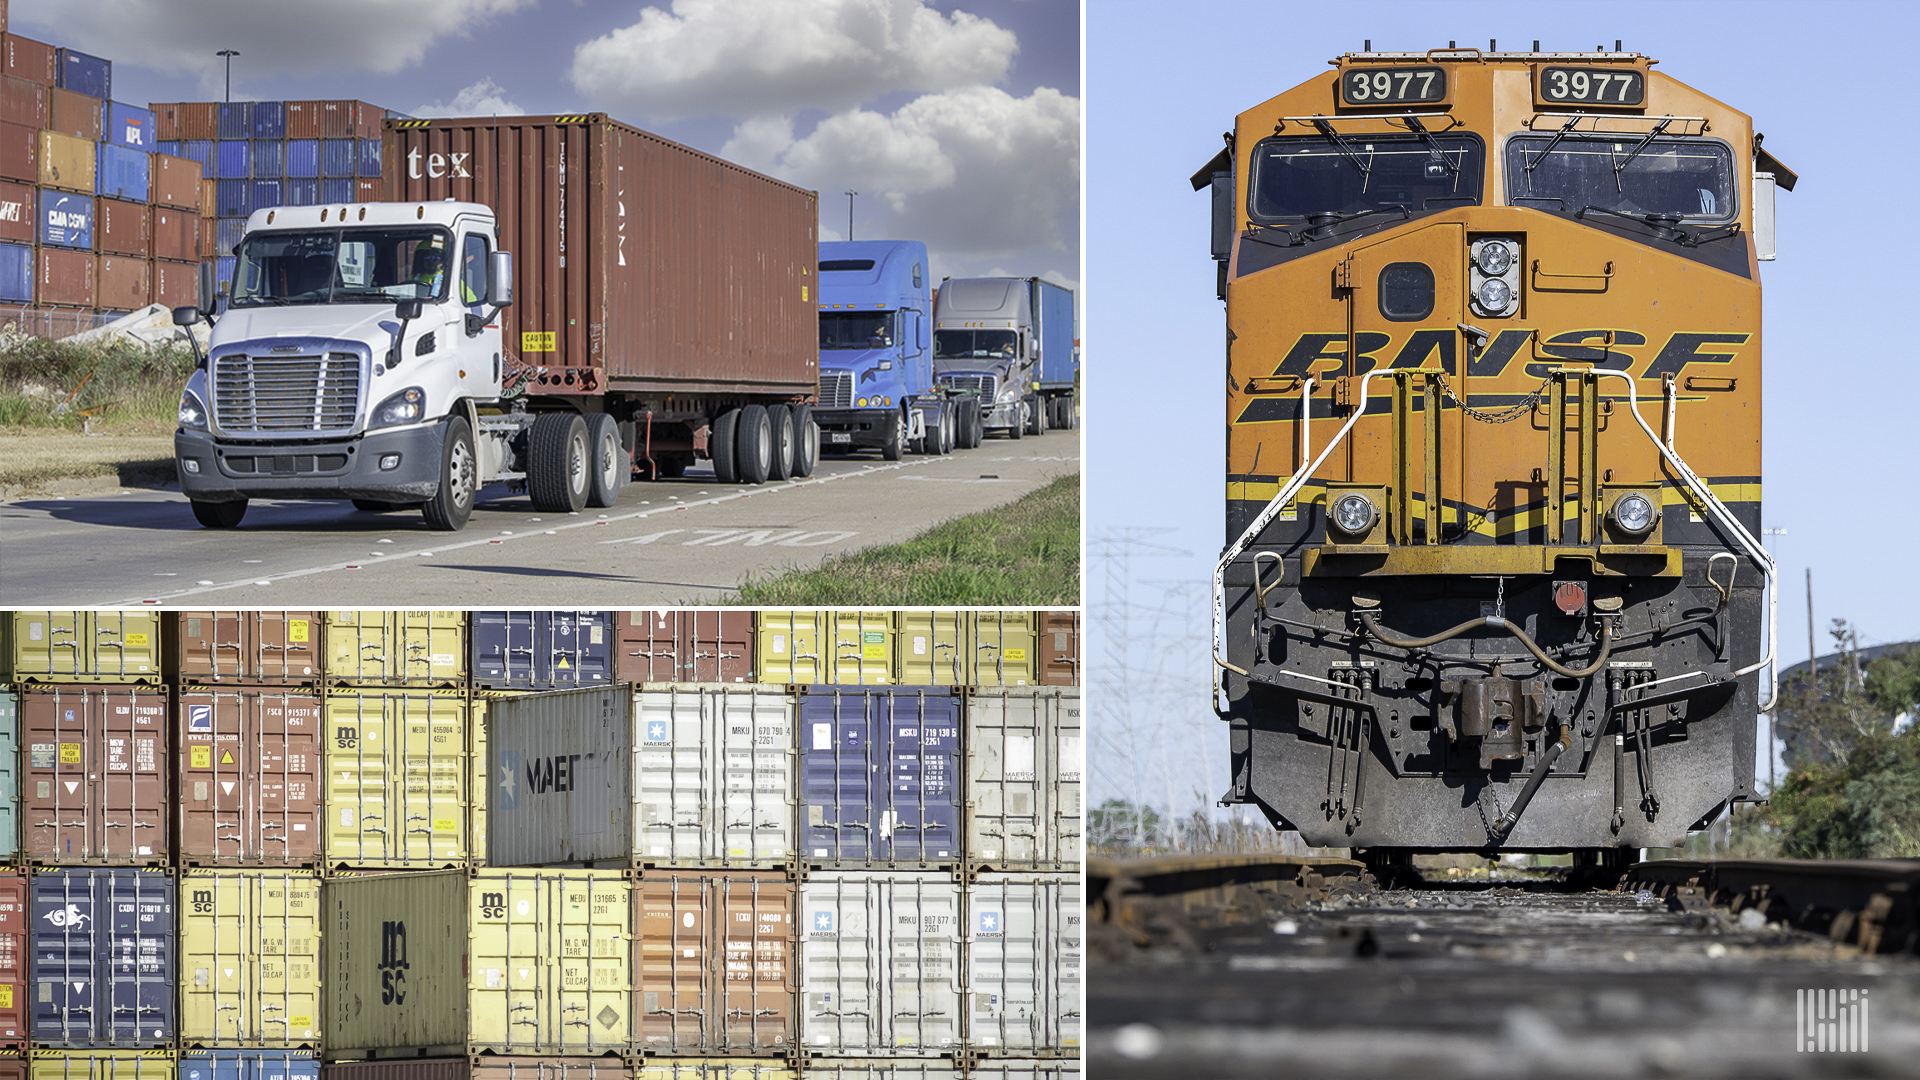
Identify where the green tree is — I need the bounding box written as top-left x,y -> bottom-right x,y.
1088,798 -> 1165,852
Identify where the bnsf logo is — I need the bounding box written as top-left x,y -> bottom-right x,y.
379,920 -> 408,1004
1262,329 -> 1750,382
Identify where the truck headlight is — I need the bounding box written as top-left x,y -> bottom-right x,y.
1610,491 -> 1658,536
370,386 -> 426,430
178,390 -> 208,431
1330,492 -> 1378,536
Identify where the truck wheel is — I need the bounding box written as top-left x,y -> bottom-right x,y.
190,499 -> 247,528
792,404 -> 818,477
1026,394 -> 1044,436
1008,402 -> 1023,440
711,408 -> 739,483
422,414 -> 477,531
881,409 -> 906,461
586,412 -> 624,508
529,411 -> 589,512
959,400 -> 979,449
941,407 -> 955,454
736,403 -> 772,484
768,404 -> 796,481
920,406 -> 945,456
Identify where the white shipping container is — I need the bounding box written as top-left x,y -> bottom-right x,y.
799,872 -> 962,1054
966,689 -> 1081,871
488,685 -> 796,868
966,873 -> 1080,1054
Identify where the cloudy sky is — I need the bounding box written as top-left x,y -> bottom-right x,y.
8,0 -> 1078,287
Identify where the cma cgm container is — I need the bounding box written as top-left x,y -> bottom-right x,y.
323,869 -> 630,1058
612,610 -> 755,684
0,869 -> 26,1044
470,610 -> 614,690
169,611 -> 321,685
321,611 -> 466,687
181,1051 -> 317,1080
176,869 -> 321,1048
29,867 -> 175,1047
798,872 -> 961,1055
175,689 -> 322,865
6,612 -> 162,683
964,874 -> 1080,1055
798,687 -> 961,867
965,689 -> 1080,872
631,870 -> 794,1055
37,188 -> 91,249
19,685 -> 170,864
487,684 -> 795,869
321,688 -> 467,870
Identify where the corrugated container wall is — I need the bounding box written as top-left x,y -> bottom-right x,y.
613,610 -> 756,684
0,181 -> 25,242
0,869 -> 26,1043
966,689 -> 1080,872
176,869 -> 321,1048
0,121 -> 34,183
798,687 -> 961,866
150,207 -> 194,261
216,103 -> 251,141
27,1051 -> 176,1080
37,189 -> 91,249
383,116 -> 816,396
151,154 -> 202,212
323,869 -> 630,1058
35,247 -> 91,307
97,144 -> 150,203
0,693 -> 15,860
214,179 -> 249,218
632,870 -> 795,1055
181,1050 -> 318,1080
318,139 -> 353,178
893,612 -> 968,686
0,242 -> 26,302
0,76 -> 44,127
175,689 -> 321,865
20,685 -> 169,863
105,101 -> 154,152
3,34 -> 54,85
754,611 -> 829,684
470,610 -> 614,691
971,612 -> 1039,687
38,128 -> 94,193
154,259 -> 196,309
633,1065 -> 793,1080
320,687 -> 467,870
7,612 -> 162,683
799,873 -> 961,1054
29,867 -> 175,1046
54,48 -> 109,99
486,684 -> 795,869
321,611 -> 466,686
48,86 -> 101,140
282,140 -> 316,179
1038,611 -> 1079,686
96,256 -> 147,312
250,140 -> 283,179
97,198 -> 149,257
169,611 -> 321,685
318,178 -> 351,205
250,102 -> 285,141
964,874 -> 1080,1055
321,1060 -> 631,1080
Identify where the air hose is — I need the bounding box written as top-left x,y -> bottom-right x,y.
1358,610 -> 1615,679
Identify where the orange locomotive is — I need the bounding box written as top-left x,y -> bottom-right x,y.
1200,46 -> 1793,860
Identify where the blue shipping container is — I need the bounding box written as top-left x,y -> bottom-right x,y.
250,179 -> 282,210
55,48 -> 112,100
0,690 -> 18,858
251,139 -> 284,178
319,178 -> 353,204
181,1050 -> 320,1080
320,138 -> 356,178
214,180 -> 251,219
251,101 -> 286,140
281,178 -> 318,206
215,140 -> 251,180
38,190 -> 94,249
472,611 -> 617,691
157,140 -> 182,157
105,101 -> 156,153
799,686 -> 963,863
358,138 -> 381,178
216,219 -> 247,257
30,868 -> 176,1046
216,255 -> 237,297
0,243 -> 32,304
217,101 -> 253,141
182,140 -> 216,169
284,139 -> 319,178
96,143 -> 151,202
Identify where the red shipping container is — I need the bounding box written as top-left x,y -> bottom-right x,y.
96,254 -> 148,310
175,686 -> 323,865
0,119 -> 31,183
1,0 -> 8,34
47,85 -> 100,140
354,177 -> 379,202
154,258 -> 196,308
200,178 -> 215,217
170,610 -> 323,684
1,33 -> 52,86
0,178 -> 29,244
159,100 -> 217,140
35,246 -> 93,307
0,73 -> 42,128
149,152 -> 201,211
285,99 -> 320,140
96,197 -> 149,257
197,215 -> 214,258
0,871 -> 26,1047
149,206 -> 195,261
614,610 -> 756,683
1041,610 -> 1080,686
633,869 -> 796,1054
19,685 -> 170,864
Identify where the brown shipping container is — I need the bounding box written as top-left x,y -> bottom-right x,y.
2,33 -> 52,86
96,255 -> 148,311
200,177 -> 215,217
285,99 -> 320,140
154,258 -> 195,308
1040,610 -> 1080,686
318,98 -> 357,139
47,85 -> 100,141
176,687 -> 322,865
322,1061 -> 634,1080
0,119 -> 32,183
1,0 -> 8,33
0,178 -> 30,244
0,871 -> 26,1045
197,215 -> 213,258
36,247 -> 93,307
354,177 -> 378,202
635,870 -> 795,1054
0,74 -> 43,128
20,685 -> 170,864
150,152 -> 202,211
170,610 -> 322,684
97,197 -> 149,257
150,205 -> 195,261
385,116 -> 816,396
159,100 -> 217,141
614,610 -> 756,683
38,128 -> 93,193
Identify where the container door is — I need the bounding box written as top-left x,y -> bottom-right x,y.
966,691 -> 1036,869
884,876 -> 961,1051
1039,611 -> 1079,686
324,611 -> 465,686
717,872 -> 795,1052
877,691 -> 960,863
757,612 -> 828,684
178,689 -> 322,864
0,871 -> 25,1042
830,613 -> 894,685
1057,691 -> 1083,867
636,689 -> 710,863
12,612 -> 81,678
799,875 -> 876,1052
259,611 -> 319,683
180,870 -> 318,1047
471,610 -> 530,688
688,611 -> 755,683
32,869 -> 104,1044
469,872 -> 629,1053
798,692 -> 872,863
970,612 -> 1037,687
714,689 -> 795,865
0,695 -> 16,859
22,687 -> 168,861
635,874 -> 711,1051
106,870 -> 175,1044
545,611 -> 613,688
321,689 -> 467,869
617,610 -> 682,683
893,613 -> 967,686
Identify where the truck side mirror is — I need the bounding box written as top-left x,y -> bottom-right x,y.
172,306 -> 202,327
395,298 -> 423,321
196,261 -> 217,316
487,251 -> 514,307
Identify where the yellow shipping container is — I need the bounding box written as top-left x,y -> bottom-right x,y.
755,611 -> 829,684
971,611 -> 1040,686
321,687 -> 468,870
826,611 -> 894,685
28,1050 -> 175,1080
6,610 -> 163,683
177,868 -> 322,1048
321,611 -> 467,686
323,868 -> 631,1058
633,1064 -> 795,1080
38,129 -> 98,194
893,611 -> 969,685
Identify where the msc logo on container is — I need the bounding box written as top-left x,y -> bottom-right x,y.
479,891 -> 506,920
379,920 -> 409,1005
190,889 -> 213,914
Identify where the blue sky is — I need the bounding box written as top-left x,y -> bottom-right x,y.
1087,0 -> 1920,816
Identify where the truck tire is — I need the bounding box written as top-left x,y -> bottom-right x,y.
918,407 -> 941,456
792,404 -> 818,477
1008,402 -> 1023,440
586,412 -> 624,508
1026,394 -> 1044,436
768,404 -> 796,481
529,411 -> 589,512
960,399 -> 981,449
190,499 -> 247,528
421,414 -> 477,531
941,406 -> 956,454
882,408 -> 905,461
736,403 -> 772,484
711,409 -> 739,483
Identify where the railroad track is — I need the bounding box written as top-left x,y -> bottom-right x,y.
1087,854 -> 1920,1079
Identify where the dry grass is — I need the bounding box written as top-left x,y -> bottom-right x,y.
0,337 -> 193,495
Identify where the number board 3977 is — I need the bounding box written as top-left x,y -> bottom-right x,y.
1340,66 -> 1447,106
1535,66 -> 1646,107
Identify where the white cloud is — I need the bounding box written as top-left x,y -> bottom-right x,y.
724,85 -> 1078,263
10,0 -> 530,84
413,77 -> 523,118
571,0 -> 1016,123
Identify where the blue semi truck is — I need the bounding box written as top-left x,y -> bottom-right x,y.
814,240 -> 978,458
933,277 -> 1076,438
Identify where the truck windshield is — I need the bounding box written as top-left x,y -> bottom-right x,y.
820,311 -> 894,349
1505,135 -> 1734,220
935,329 -> 1017,360
1247,133 -> 1483,223
231,227 -> 455,307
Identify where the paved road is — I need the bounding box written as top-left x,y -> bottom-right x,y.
0,430 -> 1078,606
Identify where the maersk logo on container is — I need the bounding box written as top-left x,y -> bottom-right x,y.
498,749 -> 521,809
811,910 -> 835,935
407,147 -> 472,179
978,910 -> 1002,935
647,720 -> 670,743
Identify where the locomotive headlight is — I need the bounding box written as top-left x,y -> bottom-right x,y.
1610,491 -> 1658,535
1474,240 -> 1514,276
1476,278 -> 1514,313
1330,492 -> 1378,536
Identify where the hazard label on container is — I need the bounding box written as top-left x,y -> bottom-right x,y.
1005,648 -> 1027,662
220,750 -> 235,765
191,746 -> 211,769
59,744 -> 81,764
434,819 -> 457,832
522,331 -> 556,352
126,633 -> 149,647
289,620 -> 309,643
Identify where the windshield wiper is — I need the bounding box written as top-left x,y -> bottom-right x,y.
1305,204 -> 1409,235
1524,115 -> 1582,183
1575,204 -> 1742,247
1310,118 -> 1374,193
1611,117 -> 1674,188
1402,116 -> 1459,180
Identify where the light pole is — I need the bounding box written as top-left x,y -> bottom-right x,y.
217,50 -> 239,103
844,190 -> 857,241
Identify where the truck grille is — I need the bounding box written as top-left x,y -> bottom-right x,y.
941,373 -> 996,399
212,351 -> 363,434
819,370 -> 854,409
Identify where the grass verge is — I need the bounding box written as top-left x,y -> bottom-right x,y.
0,336 -> 193,495
732,473 -> 1079,605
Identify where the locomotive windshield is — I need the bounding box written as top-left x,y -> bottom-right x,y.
1247,133 -> 1484,223
1505,135 -> 1735,220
